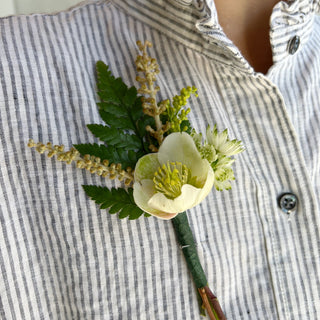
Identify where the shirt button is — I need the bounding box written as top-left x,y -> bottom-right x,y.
278,193 -> 298,214
288,36 -> 300,55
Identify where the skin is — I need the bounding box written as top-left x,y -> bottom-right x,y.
214,0 -> 281,74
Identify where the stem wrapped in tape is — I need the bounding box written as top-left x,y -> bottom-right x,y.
172,212 -> 226,320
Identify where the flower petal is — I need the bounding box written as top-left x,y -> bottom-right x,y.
194,164 -> 215,204
133,179 -> 177,219
148,184 -> 202,214
134,153 -> 159,181
158,132 -> 206,178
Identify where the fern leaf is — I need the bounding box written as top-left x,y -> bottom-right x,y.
96,61 -> 127,104
97,102 -> 127,116
87,125 -> 141,149
98,109 -> 135,131
93,61 -> 158,157
83,185 -> 147,220
123,86 -> 138,107
74,143 -> 142,168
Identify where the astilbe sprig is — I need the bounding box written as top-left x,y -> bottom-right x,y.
135,40 -> 170,150
27,140 -> 134,186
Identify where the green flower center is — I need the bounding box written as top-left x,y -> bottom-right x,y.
153,161 -> 191,199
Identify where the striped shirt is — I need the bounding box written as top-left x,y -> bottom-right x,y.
0,0 -> 319,319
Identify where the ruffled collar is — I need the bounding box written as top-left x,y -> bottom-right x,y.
114,0 -> 319,72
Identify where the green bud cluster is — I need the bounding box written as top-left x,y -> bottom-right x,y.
165,86 -> 198,133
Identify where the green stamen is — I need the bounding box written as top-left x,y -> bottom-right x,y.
153,161 -> 190,199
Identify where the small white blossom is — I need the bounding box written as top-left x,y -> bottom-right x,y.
192,125 -> 244,191
206,125 -> 244,156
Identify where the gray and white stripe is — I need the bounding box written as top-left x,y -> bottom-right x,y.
0,0 -> 319,319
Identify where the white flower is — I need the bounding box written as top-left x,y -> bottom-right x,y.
191,125 -> 244,191
206,125 -> 243,156
133,132 -> 215,219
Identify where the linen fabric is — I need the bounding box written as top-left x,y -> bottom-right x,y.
0,0 -> 319,319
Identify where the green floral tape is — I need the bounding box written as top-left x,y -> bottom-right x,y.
172,211 -> 207,289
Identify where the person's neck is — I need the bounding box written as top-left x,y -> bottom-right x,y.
214,0 -> 281,74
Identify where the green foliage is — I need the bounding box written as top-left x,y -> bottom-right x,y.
74,61 -> 154,169
83,185 -> 151,220
162,86 -> 197,134
86,125 -> 141,149
74,143 -> 142,169
179,120 -> 192,134
74,62 -> 159,219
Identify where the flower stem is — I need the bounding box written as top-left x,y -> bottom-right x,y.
172,212 -> 226,320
